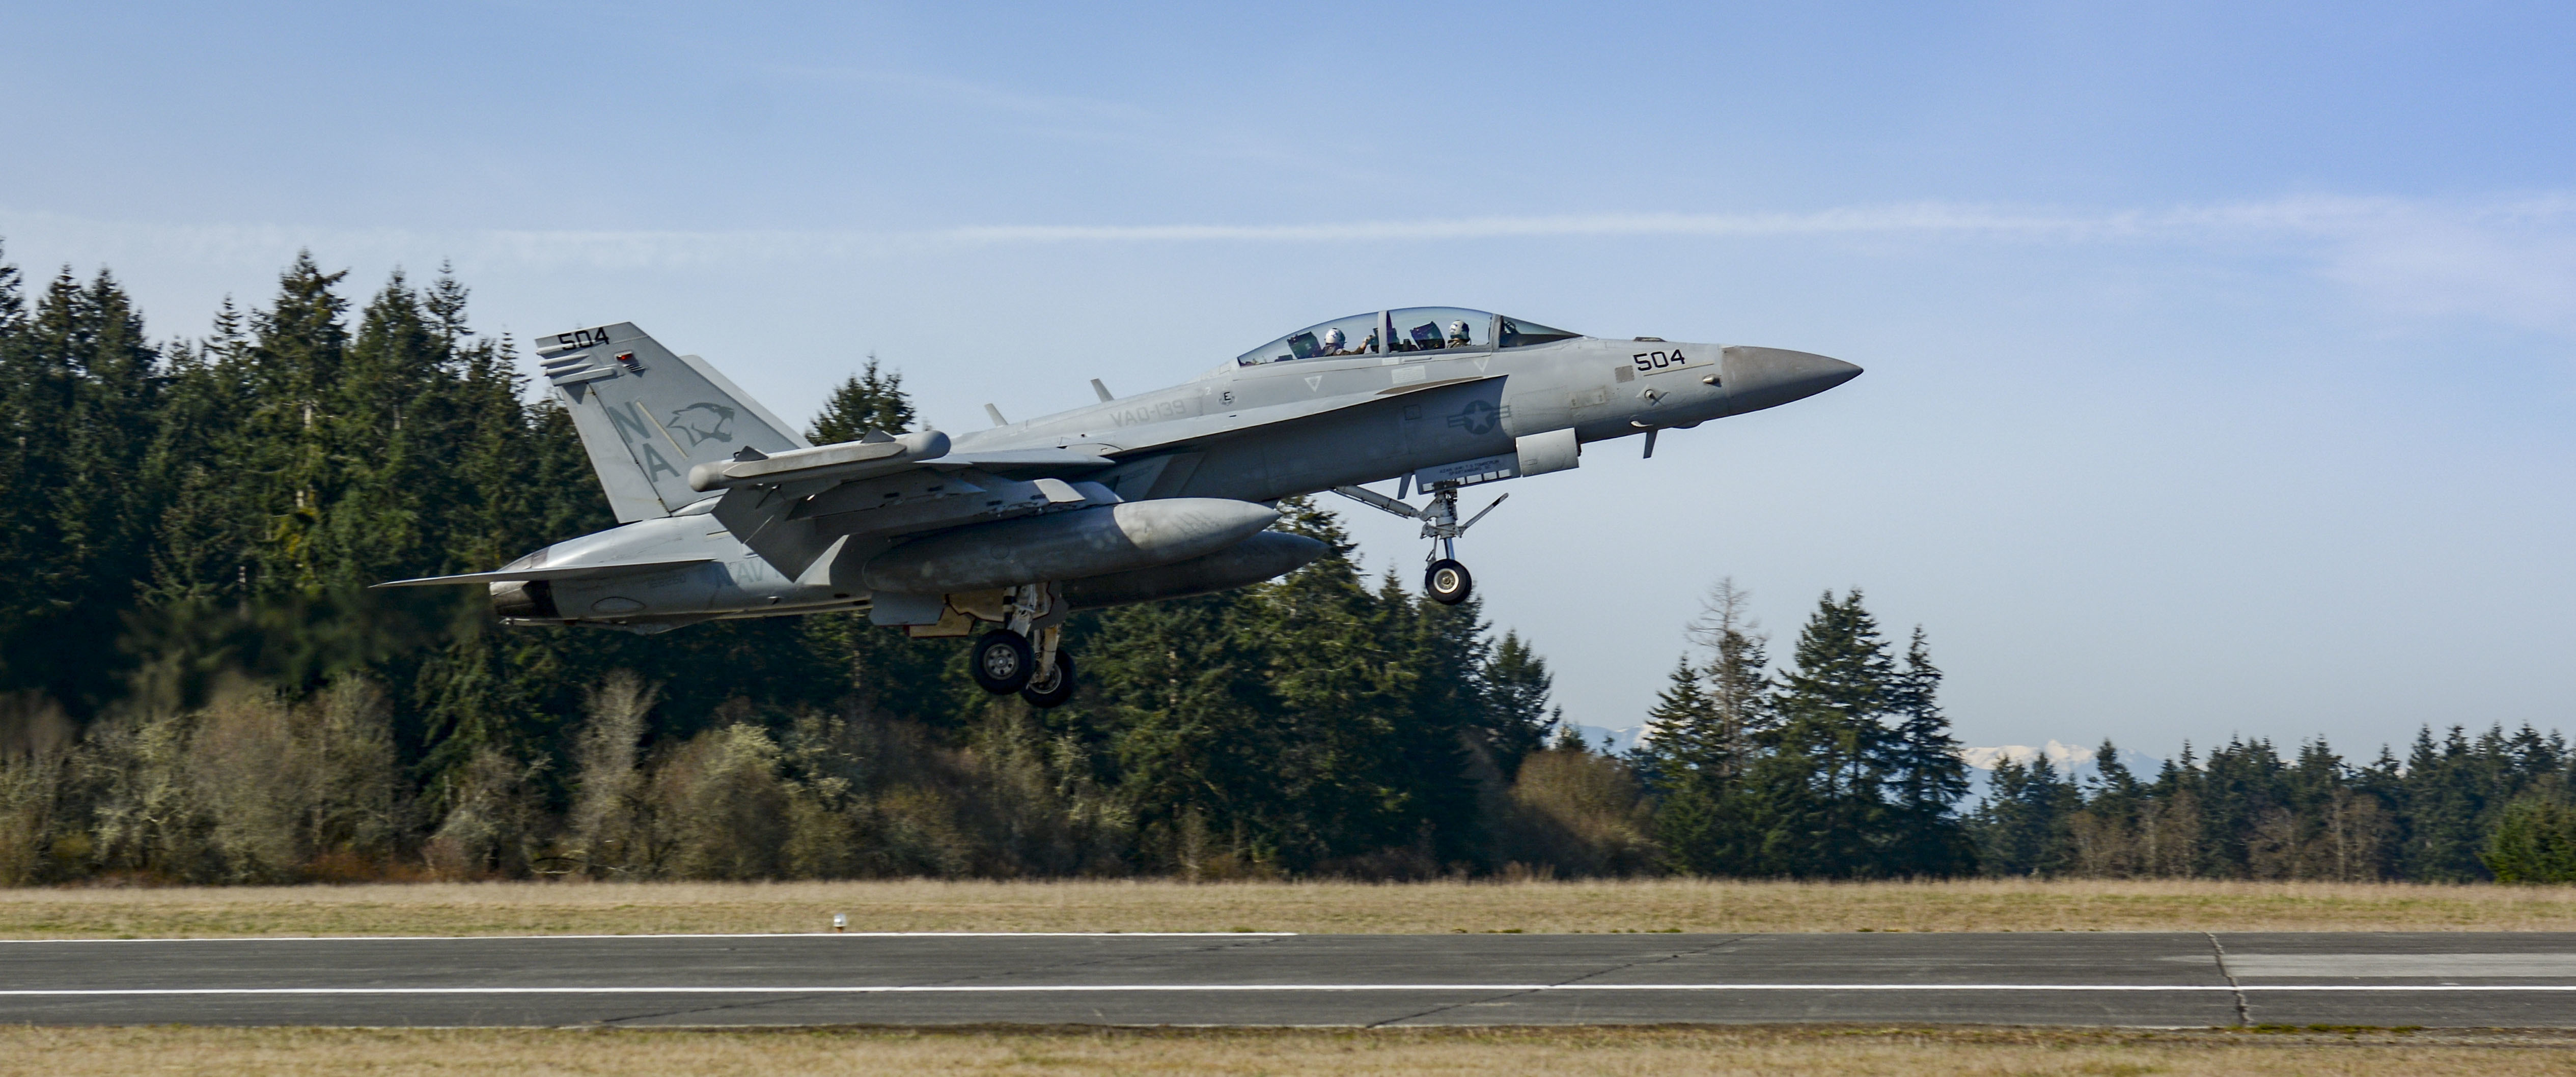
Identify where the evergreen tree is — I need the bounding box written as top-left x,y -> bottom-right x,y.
1688,577 -> 1772,779
2484,787 -> 2576,883
2063,739 -> 2145,877
0,242 -> 22,336
0,268 -> 163,711
1641,656 -> 1730,874
809,356 -> 916,443
2184,736 -> 2289,876
2398,726 -> 2492,881
0,249 -> 51,696
1478,630 -> 1557,776
1639,657 -> 1719,785
142,298 -> 260,606
1636,578 -> 1771,875
1970,755 -> 2077,876
1758,589 -> 1900,875
1880,627 -> 1972,874
239,251 -> 352,596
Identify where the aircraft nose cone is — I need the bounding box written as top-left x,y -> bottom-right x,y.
1722,346 -> 1863,413
1806,353 -> 1864,388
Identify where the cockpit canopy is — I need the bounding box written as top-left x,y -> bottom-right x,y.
1235,307 -> 1583,366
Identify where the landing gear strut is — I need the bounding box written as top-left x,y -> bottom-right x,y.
1330,481 -> 1508,607
972,585 -> 1077,703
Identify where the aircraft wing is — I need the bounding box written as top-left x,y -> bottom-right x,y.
1095,374 -> 1502,457
372,558 -> 715,588
672,432 -> 1121,582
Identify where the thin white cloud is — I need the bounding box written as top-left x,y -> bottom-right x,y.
8,194 -> 2576,331
945,205 -> 2101,244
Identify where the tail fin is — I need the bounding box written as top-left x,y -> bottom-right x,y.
535,323 -> 810,521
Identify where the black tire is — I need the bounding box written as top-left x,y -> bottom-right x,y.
1019,648 -> 1077,708
1425,558 -> 1473,605
970,629 -> 1035,694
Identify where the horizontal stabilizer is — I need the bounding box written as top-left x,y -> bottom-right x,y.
370,558 -> 714,588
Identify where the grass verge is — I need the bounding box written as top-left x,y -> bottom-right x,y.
8,878 -> 2576,939
9,1024 -> 2576,1076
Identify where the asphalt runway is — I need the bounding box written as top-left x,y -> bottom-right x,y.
6,931 -> 2576,1028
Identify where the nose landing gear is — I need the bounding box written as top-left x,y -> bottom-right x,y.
1425,558 -> 1472,604
1331,481 -> 1508,607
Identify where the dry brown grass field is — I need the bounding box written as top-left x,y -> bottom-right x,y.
6,877 -> 2576,938
8,1025 -> 2576,1076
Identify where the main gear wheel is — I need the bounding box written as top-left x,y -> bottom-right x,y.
970,629 -> 1036,694
1019,649 -> 1077,708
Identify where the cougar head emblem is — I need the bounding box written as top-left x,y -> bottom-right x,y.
668,403 -> 736,448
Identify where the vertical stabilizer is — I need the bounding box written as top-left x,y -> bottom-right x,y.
534,323 -> 810,520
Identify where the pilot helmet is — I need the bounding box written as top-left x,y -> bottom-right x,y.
1448,320 -> 1468,337
1322,327 -> 1346,347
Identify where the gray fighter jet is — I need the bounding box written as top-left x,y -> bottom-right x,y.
377,307 -> 1859,706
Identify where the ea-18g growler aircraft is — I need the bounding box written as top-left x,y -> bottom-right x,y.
379,307 -> 1860,706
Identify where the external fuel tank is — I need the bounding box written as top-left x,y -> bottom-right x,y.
860,498 -> 1280,594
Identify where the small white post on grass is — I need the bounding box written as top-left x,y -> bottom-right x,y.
832,913 -> 848,932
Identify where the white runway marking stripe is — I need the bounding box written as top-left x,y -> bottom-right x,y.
8,983 -> 2576,996
0,932 -> 1299,944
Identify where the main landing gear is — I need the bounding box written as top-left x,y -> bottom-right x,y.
1331,481 -> 1509,607
970,629 -> 1035,694
969,585 -> 1078,707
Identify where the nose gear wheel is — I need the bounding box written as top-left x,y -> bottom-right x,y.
1425,558 -> 1473,605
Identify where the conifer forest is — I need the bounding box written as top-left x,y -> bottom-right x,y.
1,246 -> 2571,886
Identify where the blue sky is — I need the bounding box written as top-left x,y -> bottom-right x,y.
4,2 -> 2573,758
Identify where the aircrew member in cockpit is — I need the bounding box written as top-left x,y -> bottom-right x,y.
1448,320 -> 1472,348
1322,327 -> 1349,355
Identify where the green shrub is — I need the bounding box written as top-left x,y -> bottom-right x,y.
2482,793 -> 2576,883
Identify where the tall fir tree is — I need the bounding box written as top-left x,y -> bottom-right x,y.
1641,656 -> 1731,873
241,251 -> 352,596
1881,627 -> 1973,874
1479,630 -> 1558,776
808,356 -> 917,443
1756,589 -> 1900,875
1638,578 -> 1773,874
1969,755 -> 2077,876
0,269 -> 163,710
